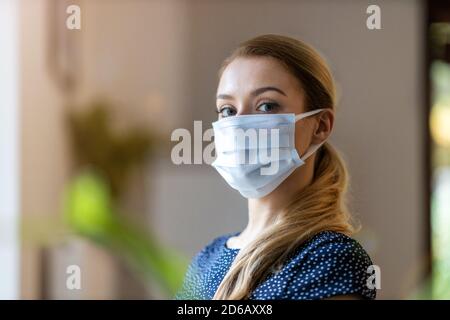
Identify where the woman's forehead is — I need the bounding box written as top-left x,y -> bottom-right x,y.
217,56 -> 301,96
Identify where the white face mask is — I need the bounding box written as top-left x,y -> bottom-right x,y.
211,108 -> 325,198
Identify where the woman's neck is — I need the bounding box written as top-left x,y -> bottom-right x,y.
232,156 -> 316,248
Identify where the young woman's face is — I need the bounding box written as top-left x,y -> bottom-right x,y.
216,56 -> 317,156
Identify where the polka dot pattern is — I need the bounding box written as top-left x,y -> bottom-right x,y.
175,231 -> 376,300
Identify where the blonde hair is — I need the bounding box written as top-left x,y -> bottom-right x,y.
213,34 -> 357,300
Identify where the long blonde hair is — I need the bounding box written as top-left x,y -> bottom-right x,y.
213,34 -> 357,300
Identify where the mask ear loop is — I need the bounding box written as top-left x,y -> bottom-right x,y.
300,140 -> 327,161
294,108 -> 325,121
294,108 -> 327,161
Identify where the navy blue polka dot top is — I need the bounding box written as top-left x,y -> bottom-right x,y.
175,230 -> 376,300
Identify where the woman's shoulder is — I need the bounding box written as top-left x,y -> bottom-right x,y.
302,230 -> 370,256
201,231 -> 238,252
281,230 -> 376,299
175,232 -> 239,299
288,230 -> 374,272
192,231 -> 239,262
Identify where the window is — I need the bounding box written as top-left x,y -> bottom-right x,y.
429,1 -> 450,299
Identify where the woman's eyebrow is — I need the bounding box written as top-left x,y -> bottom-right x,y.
216,86 -> 287,100
216,93 -> 234,100
251,86 -> 287,97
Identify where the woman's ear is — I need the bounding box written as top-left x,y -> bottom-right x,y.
312,108 -> 334,144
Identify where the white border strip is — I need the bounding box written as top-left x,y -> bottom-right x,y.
0,0 -> 20,299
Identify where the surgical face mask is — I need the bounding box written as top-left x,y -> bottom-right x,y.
211,108 -> 325,198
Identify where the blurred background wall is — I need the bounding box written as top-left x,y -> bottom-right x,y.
12,0 -> 427,299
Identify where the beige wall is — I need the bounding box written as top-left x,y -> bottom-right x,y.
78,0 -> 191,131
19,0 -> 66,298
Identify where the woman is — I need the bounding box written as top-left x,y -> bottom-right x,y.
175,34 -> 376,300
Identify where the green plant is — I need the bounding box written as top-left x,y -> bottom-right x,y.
64,171 -> 188,297
67,100 -> 160,198
65,100 -> 187,297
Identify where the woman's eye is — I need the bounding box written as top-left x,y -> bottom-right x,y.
218,106 -> 237,118
256,102 -> 279,113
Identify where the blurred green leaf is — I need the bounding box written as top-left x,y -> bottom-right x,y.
64,171 -> 188,297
